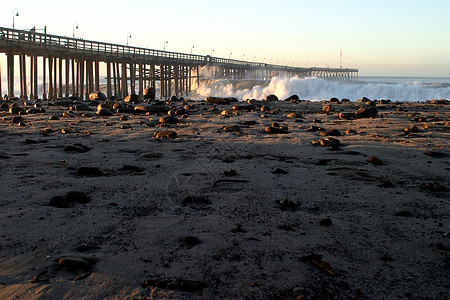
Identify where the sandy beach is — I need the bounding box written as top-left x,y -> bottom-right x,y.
0,95 -> 448,299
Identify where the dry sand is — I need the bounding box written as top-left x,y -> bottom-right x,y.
0,96 -> 449,299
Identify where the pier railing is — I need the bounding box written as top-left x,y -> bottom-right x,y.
0,27 -> 358,73
0,26 -> 358,100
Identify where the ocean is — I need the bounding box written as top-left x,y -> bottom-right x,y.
2,75 -> 450,102
194,75 -> 450,102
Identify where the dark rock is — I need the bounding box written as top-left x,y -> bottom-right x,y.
315,159 -> 329,166
265,126 -> 288,134
231,224 -> 246,233
64,144 -> 91,153
97,103 -> 111,110
9,106 -> 24,115
142,278 -> 171,289
395,211 -> 413,217
318,138 -> 340,147
241,120 -> 258,126
155,130 -> 177,139
224,169 -> 238,176
320,129 -> 341,136
286,112 -> 301,118
12,116 -> 24,124
97,108 -> 114,116
322,104 -> 334,113
369,156 -> 384,165
285,94 -> 299,101
26,108 -> 40,114
380,254 -> 394,262
24,139 -> 48,144
329,97 -> 339,103
159,116 -> 179,124
49,196 -> 69,208
424,151 -> 446,158
124,94 -> 140,103
183,236 -> 201,247
112,102 -> 124,110
279,198 -> 298,211
232,104 -> 255,111
420,183 -> 448,193
260,105 -> 271,112
355,106 -> 378,118
356,97 -> 371,103
379,180 -> 394,188
71,104 -> 91,111
404,125 -> 420,133
168,108 -> 187,116
120,165 -> 145,172
342,150 -> 360,155
134,105 -> 150,113
54,99 -> 74,106
271,168 -> 288,175
206,97 -> 231,105
177,279 -> 206,292
58,257 -> 90,271
76,167 -> 104,177
49,115 -> 60,120
88,100 -> 100,106
222,125 -> 241,132
430,99 -> 449,104
339,112 -> 357,120
305,125 -> 326,132
144,87 -> 156,101
265,94 -> 279,101
65,191 -> 91,204
62,112 -> 75,118
220,110 -> 232,116
89,91 -> 107,101
312,118 -> 322,123
411,117 -> 427,122
320,218 -> 332,226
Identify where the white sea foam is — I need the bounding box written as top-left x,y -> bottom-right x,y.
194,76 -> 450,102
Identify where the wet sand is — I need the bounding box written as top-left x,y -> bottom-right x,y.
0,96 -> 449,299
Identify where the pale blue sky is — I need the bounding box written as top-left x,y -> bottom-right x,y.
1,0 -> 449,76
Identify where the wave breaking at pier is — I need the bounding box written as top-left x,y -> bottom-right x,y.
195,76 -> 450,102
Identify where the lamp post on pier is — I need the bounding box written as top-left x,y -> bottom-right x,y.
13,9 -> 19,29
73,23 -> 78,38
191,45 -> 195,54
163,40 -> 168,51
127,32 -> 132,46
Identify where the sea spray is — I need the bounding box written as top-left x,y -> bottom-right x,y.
194,76 -> 450,102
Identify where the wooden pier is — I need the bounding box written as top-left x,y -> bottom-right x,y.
0,27 -> 358,100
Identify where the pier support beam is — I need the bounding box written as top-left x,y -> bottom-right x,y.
42,56 -> 46,99
138,63 -> 143,99
106,61 -> 112,99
